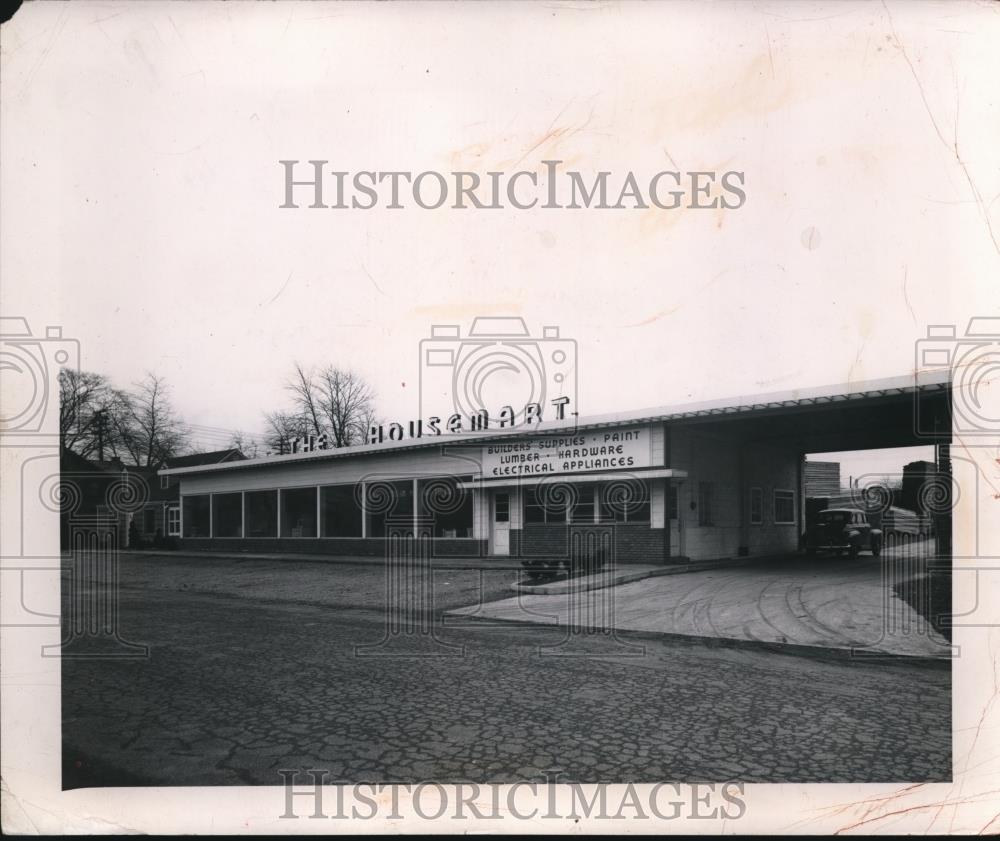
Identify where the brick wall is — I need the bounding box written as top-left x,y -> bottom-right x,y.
181,527 -> 666,563
509,524 -> 666,564
180,537 -> 488,557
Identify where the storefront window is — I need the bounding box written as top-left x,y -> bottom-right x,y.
244,490 -> 278,538
280,487 -> 318,537
570,485 -> 596,522
599,480 -> 650,523
418,476 -> 473,538
365,480 -> 414,538
320,484 -> 363,537
523,486 -> 568,524
182,495 -> 210,538
212,493 -> 242,538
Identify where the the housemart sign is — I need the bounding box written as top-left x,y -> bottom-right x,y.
482,425 -> 653,478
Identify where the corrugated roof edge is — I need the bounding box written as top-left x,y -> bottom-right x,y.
159,370 -> 951,477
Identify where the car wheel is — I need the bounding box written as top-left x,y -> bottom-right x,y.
848,545 -> 860,559
871,541 -> 882,558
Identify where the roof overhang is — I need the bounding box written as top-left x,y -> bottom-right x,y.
159,371 -> 951,478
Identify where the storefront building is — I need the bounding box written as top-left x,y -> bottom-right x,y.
160,374 -> 951,564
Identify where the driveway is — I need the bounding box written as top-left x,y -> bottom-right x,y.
448,543 -> 950,658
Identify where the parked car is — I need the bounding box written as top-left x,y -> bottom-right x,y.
802,508 -> 882,558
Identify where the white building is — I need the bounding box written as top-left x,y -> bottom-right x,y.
160,373 -> 950,564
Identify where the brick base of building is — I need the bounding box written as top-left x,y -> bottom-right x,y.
511,523 -> 668,564
179,524 -> 668,563
179,537 -> 489,558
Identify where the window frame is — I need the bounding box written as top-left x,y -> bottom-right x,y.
570,485 -> 597,523
181,494 -> 211,538
597,481 -> 650,524
243,488 -> 280,539
365,479 -> 416,538
418,476 -> 474,539
522,486 -> 568,524
211,491 -> 244,539
279,486 -> 319,538
494,492 -> 510,523
319,483 -> 364,538
167,506 -> 180,537
773,489 -> 796,525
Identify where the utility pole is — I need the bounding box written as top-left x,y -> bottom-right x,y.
95,409 -> 107,462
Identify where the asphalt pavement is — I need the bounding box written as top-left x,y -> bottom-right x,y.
61,553 -> 951,789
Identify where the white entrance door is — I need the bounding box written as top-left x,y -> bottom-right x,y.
492,492 -> 511,555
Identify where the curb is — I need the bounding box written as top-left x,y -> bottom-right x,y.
513,554 -> 784,594
446,612 -> 953,668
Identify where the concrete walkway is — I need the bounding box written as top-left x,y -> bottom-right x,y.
449,552 -> 952,659
513,556 -> 770,594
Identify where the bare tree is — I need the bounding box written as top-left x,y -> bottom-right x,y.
286,362 -> 325,438
111,373 -> 189,469
59,369 -> 113,457
229,430 -> 260,459
315,366 -> 376,447
263,410 -> 310,455
359,405 -> 380,445
277,362 -> 377,449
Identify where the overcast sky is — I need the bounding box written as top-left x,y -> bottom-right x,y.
3,1 -> 998,454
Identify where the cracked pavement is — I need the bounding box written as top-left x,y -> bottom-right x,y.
61,554 -> 950,788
